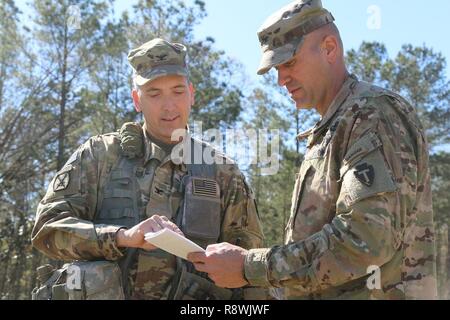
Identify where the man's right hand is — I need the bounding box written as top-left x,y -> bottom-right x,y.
116,215 -> 184,251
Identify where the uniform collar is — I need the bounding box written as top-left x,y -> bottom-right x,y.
143,127 -> 167,163
142,125 -> 191,166
296,74 -> 359,143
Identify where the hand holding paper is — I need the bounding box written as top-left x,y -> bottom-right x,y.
116,215 -> 184,251
144,228 -> 205,260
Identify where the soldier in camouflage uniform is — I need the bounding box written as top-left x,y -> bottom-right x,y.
31,38 -> 265,300
188,0 -> 438,299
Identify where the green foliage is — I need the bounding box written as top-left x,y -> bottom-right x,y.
430,152 -> 450,227
244,88 -> 297,246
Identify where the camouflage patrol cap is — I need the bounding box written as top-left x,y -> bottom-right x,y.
257,0 -> 334,75
128,38 -> 188,86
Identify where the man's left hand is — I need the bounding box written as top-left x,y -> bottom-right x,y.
187,242 -> 249,288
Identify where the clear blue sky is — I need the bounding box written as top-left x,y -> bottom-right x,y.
17,0 -> 450,82
190,0 -> 450,84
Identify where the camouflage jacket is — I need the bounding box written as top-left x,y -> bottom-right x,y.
244,75 -> 437,299
32,123 -> 265,299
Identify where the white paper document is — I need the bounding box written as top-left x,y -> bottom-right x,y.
144,228 -> 205,260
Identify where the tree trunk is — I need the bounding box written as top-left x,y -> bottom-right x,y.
0,222 -> 14,298
11,219 -> 26,299
10,180 -> 27,299
57,23 -> 69,171
28,248 -> 43,299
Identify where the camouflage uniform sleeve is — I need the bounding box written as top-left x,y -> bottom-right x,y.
244,96 -> 419,291
31,135 -> 126,261
219,164 -> 264,249
218,164 -> 272,299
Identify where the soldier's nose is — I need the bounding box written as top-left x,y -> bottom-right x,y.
277,68 -> 291,87
161,98 -> 177,112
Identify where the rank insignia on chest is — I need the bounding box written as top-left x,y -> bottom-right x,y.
354,163 -> 375,187
54,172 -> 70,191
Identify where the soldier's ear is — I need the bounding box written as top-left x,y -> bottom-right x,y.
321,35 -> 338,64
132,89 -> 142,112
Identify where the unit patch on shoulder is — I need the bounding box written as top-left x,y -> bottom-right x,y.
354,163 -> 375,187
53,172 -> 70,191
